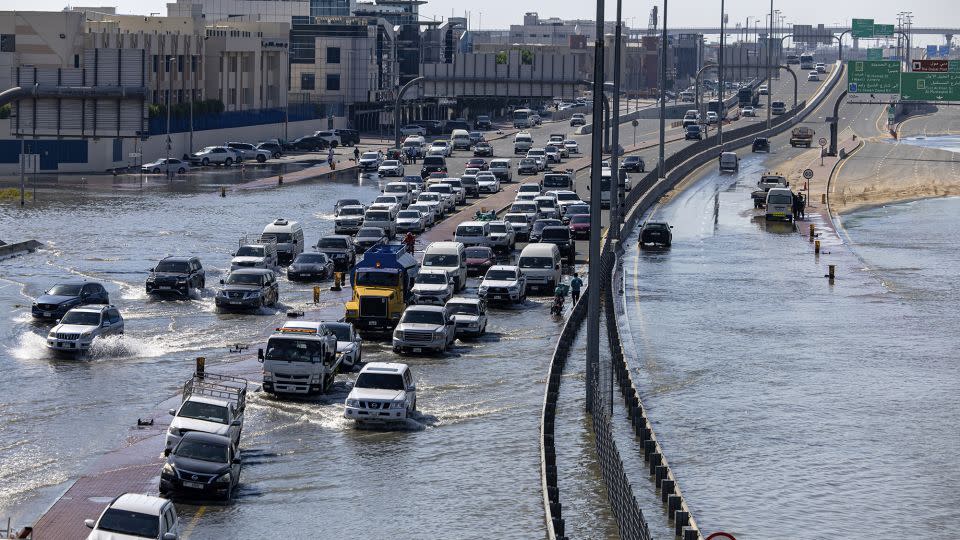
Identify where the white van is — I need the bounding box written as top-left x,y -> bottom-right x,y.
517,243 -> 562,293
765,188 -> 794,222
454,221 -> 491,248
261,218 -> 304,266
514,132 -> 534,154
451,129 -> 472,150
422,241 -> 467,292
364,208 -> 397,238
718,152 -> 739,172
489,158 -> 513,182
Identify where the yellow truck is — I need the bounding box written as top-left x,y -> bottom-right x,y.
345,244 -> 419,336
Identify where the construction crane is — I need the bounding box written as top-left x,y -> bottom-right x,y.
648,6 -> 658,36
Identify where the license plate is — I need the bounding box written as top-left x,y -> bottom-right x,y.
368,320 -> 378,326
230,301 -> 242,305
182,481 -> 204,489
159,286 -> 171,290
43,311 -> 51,317
493,295 -> 503,300
412,347 -> 422,353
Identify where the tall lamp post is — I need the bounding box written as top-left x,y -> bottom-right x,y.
610,0 -> 623,247
657,0 -> 668,177
718,0 -> 725,145
165,55 -> 176,181
765,1 -> 773,129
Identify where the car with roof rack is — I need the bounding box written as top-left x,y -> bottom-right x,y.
165,371 -> 247,452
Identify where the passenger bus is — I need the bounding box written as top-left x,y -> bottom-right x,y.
512,108 -> 534,129
799,53 -> 815,70
738,86 -> 759,107
707,99 -> 726,119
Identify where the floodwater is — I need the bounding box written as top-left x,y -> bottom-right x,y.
618,155 -> 960,538
895,134 -> 960,154
0,173 -> 562,538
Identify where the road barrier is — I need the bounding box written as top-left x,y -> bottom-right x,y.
541,61 -> 844,539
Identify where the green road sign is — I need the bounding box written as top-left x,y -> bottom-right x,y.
900,72 -> 960,101
852,18 -> 875,38
847,60 -> 901,94
951,60 -> 960,73
873,24 -> 895,37
867,48 -> 883,60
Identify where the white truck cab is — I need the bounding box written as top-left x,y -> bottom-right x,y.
261,218 -> 304,266
422,241 -> 467,292
165,372 -> 247,453
258,321 -> 341,395
344,362 -> 417,425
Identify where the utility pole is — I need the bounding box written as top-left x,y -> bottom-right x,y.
766,1 -> 773,129
166,55 -> 174,181
718,0 -> 725,145
19,138 -> 25,206
189,52 -> 194,154
585,0 -> 606,413
610,0 -> 623,246
657,0 -> 668,177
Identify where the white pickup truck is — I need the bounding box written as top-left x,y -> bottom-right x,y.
166,372 -> 247,453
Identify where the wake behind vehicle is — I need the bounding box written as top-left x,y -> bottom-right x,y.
258,321 -> 340,395
639,221 -> 673,248
146,256 -> 205,297
344,362 -> 417,425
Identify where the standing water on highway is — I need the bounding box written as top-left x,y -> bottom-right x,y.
619,155 -> 960,537
0,176 -> 560,537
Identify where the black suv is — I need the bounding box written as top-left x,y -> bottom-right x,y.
32,282 -> 109,320
639,221 -> 673,248
752,137 -> 770,153
539,226 -> 576,263
147,256 -> 205,297
621,155 -> 645,172
420,156 -> 448,178
160,431 -> 242,501
334,129 -> 360,146
291,136 -> 327,151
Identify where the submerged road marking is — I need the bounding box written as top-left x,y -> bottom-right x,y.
181,505 -> 207,539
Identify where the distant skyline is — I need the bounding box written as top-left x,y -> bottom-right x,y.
14,0 -> 960,45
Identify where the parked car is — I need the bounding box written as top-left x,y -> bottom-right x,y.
189,146 -> 235,166
473,142 -> 493,157
215,268 -> 279,311
752,137 -> 771,153
392,305 -> 456,354
291,136 -> 326,151
287,252 -> 334,281
226,142 -> 270,163
146,256 -> 205,297
344,362 -> 417,425
354,227 -> 388,253
160,432 -> 242,501
333,128 -> 359,146
411,268 -> 455,306
32,281 -> 109,320
465,246 -> 497,276
256,142 -> 284,159
46,304 -> 123,353
478,265 -> 527,304
84,493 -> 180,540
620,155 -> 645,173
142,158 -> 190,175
400,124 -> 427,136
316,235 -> 357,269
313,130 -> 342,147
639,221 -> 673,248
378,160 -> 405,177
446,297 -> 488,338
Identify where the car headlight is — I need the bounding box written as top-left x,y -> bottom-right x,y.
80,331 -> 93,339
434,329 -> 445,336
263,374 -> 273,382
215,472 -> 232,483
391,400 -> 407,409
346,399 -> 359,407
162,463 -> 175,475
168,427 -> 181,436
244,291 -> 261,299
146,277 -> 155,283
393,330 -> 402,339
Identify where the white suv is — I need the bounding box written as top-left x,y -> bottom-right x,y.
47,305 -> 123,353
344,362 -> 417,425
85,493 -> 179,540
479,265 -> 527,304
411,268 -> 455,305
392,305 -> 456,354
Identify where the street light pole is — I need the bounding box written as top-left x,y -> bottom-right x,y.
766,0 -> 773,129
718,0 -> 725,145
657,0 -> 668,177
166,55 -> 173,181
585,0 -> 606,413
610,0 -> 623,245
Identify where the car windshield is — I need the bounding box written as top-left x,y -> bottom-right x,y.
423,157 -> 444,166
294,253 -> 327,264
543,176 -> 570,188
226,273 -> 262,285
568,205 -> 589,214
355,271 -> 398,287
419,194 -> 439,202
486,269 -> 517,281
375,197 -> 397,204
401,310 -> 445,325
178,401 -> 229,424
361,152 -> 379,159
328,325 -> 351,342
448,303 -> 479,315
505,215 -> 527,224
534,221 -> 561,232
571,214 -> 591,224
366,212 -> 390,221
398,211 -> 421,219
646,223 -> 669,230
337,199 -> 361,207
521,159 -> 536,165
624,157 -> 639,163
174,439 -> 228,463
542,228 -> 569,240
409,206 -> 430,214
488,224 -> 508,233
769,194 -> 793,204
536,200 -> 556,209
416,273 -> 448,285
433,141 -> 449,147
519,257 -> 555,269
262,232 -> 292,243
265,337 -> 326,362
47,284 -> 84,296
511,204 -> 537,213
557,193 -> 579,201
385,185 -> 407,193
423,253 -> 458,267
339,207 -> 364,216
528,150 -> 545,156
60,311 -> 101,325
457,226 -> 484,236
95,509 -> 159,538
317,238 -> 348,249
382,161 -> 399,167
236,246 -> 264,257
355,372 -> 405,390
357,229 -> 383,239
466,247 -> 492,258
155,260 -> 190,273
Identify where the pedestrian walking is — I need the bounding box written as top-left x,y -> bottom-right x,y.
570,273 -> 583,305
353,147 -> 360,162
328,147 -> 335,167
798,193 -> 806,220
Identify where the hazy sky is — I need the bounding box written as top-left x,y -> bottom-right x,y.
25,0 -> 960,42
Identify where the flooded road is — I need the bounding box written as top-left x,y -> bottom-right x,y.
619,154 -> 960,537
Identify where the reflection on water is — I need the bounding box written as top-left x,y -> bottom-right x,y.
620,159 -> 960,537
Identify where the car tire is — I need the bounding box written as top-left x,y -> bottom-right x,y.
201,158 -> 210,166
225,158 -> 233,167
257,155 -> 266,163
331,141 -> 339,148
178,167 -> 187,174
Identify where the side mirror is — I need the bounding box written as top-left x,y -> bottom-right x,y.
102,321 -> 111,327
231,419 -> 242,426
257,348 -> 264,362
163,448 -> 171,457
163,533 -> 177,540
220,279 -> 225,285
168,408 -> 176,416
408,385 -> 417,392
232,457 -> 241,464
85,519 -> 96,529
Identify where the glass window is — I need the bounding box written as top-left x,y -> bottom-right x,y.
177,401 -> 229,424
61,311 -> 101,325
226,273 -> 263,285
300,73 -> 315,90
49,284 -> 83,296
174,439 -> 229,463
519,257 -> 555,269
155,260 -> 190,273
355,372 -> 405,390
400,309 -> 445,325
235,246 -> 265,257
355,271 -> 398,287
326,74 -> 340,91
265,337 -> 325,362
291,34 -> 316,64
327,46 -> 341,64
95,509 -> 159,537
423,253 -> 458,267
485,269 -> 517,281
